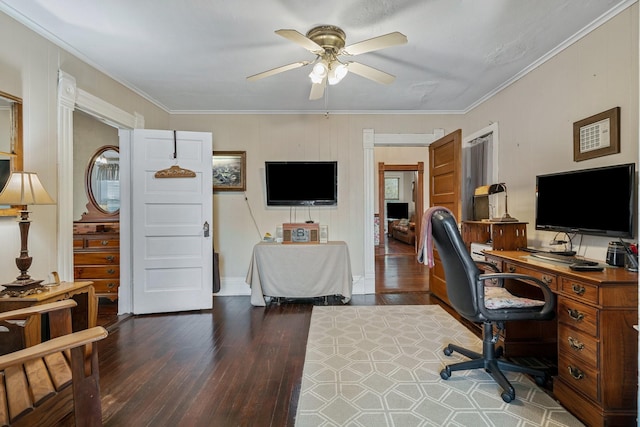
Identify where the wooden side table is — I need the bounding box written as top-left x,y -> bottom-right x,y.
0,281 -> 97,347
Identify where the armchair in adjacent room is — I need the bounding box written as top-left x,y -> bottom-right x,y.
390,215 -> 416,244
429,209 -> 556,403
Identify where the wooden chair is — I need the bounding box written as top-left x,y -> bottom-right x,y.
0,299 -> 108,426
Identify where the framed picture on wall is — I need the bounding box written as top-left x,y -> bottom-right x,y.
384,177 -> 399,200
573,107 -> 620,162
213,151 -> 246,192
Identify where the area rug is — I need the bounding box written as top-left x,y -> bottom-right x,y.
295,305 -> 584,427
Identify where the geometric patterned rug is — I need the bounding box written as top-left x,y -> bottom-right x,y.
295,305 -> 584,427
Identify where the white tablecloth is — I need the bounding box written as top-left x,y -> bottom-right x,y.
246,241 -> 353,306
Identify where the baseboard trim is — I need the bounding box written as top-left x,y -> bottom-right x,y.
215,275 -> 369,296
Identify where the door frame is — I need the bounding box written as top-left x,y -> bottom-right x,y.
362,128 -> 444,294
57,70 -> 145,314
377,163 -> 424,251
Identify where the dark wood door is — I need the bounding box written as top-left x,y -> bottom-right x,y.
428,129 -> 462,305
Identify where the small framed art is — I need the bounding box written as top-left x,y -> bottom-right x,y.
384,177 -> 399,200
573,107 -> 620,162
213,151 -> 246,192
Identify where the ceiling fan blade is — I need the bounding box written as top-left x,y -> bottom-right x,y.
347,62 -> 395,84
275,29 -> 324,54
309,77 -> 327,100
247,61 -> 310,81
343,32 -> 407,56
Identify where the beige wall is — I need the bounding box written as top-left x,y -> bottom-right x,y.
73,111 -> 120,220
171,113 -> 462,288
0,4 -> 636,290
195,3 -> 637,288
0,11 -> 169,284
375,146 -> 431,215
464,4 -> 638,259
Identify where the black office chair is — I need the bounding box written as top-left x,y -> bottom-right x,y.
430,210 -> 556,403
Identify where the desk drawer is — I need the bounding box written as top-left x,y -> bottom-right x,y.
85,237 -> 119,249
558,297 -> 598,336
558,354 -> 600,403
74,252 -> 119,265
558,326 -> 598,370
74,266 -> 119,279
503,262 -> 557,291
560,278 -> 598,305
91,279 -> 119,294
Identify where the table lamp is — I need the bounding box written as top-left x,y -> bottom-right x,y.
488,183 -> 519,222
0,171 -> 55,286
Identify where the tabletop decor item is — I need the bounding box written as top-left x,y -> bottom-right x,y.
0,171 -> 55,287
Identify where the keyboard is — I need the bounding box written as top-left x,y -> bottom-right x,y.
530,252 -> 598,266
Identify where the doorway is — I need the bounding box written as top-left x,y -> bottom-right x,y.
362,129 -> 443,295
57,70 -> 142,315
375,162 -> 428,293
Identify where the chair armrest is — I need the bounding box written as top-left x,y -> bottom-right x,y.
477,272 -> 556,320
0,326 -> 108,370
475,260 -> 500,273
0,300 -> 77,321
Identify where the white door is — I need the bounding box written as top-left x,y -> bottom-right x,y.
130,129 -> 213,314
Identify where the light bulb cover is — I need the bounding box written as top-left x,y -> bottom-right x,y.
312,62 -> 328,77
328,62 -> 348,85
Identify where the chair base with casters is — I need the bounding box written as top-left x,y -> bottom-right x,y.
439,322 -> 547,403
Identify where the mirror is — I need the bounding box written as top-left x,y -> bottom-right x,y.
0,91 -> 22,217
79,145 -> 119,222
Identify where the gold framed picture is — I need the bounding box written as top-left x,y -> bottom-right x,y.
213,151 -> 246,192
573,107 -> 620,162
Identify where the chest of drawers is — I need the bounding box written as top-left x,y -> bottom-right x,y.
73,222 -> 119,300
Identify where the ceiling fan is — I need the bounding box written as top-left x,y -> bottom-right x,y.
247,25 -> 408,100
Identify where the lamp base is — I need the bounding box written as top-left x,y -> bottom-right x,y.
2,278 -> 44,288
487,216 -> 520,223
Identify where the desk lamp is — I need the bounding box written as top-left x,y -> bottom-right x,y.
488,183 -> 519,222
0,171 -> 55,286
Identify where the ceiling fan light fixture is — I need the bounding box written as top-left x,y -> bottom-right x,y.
309,61 -> 328,83
328,62 -> 348,85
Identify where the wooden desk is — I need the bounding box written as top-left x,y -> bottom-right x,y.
0,281 -> 97,347
484,251 -> 637,427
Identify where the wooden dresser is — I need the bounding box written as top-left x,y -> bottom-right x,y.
73,222 -> 119,300
484,250 -> 638,427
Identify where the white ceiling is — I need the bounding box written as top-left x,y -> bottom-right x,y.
0,0 -> 632,113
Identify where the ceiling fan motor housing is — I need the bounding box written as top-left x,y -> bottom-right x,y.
306,25 -> 346,54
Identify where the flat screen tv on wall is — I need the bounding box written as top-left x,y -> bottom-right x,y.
535,163 -> 635,238
265,161 -> 337,206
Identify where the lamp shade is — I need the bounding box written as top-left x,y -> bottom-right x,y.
488,183 -> 507,195
0,171 -> 55,205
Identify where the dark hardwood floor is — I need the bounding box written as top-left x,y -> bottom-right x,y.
92,240 -> 436,426
96,293 -> 439,427
376,235 -> 429,293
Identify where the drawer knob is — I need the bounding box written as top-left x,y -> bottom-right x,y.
568,366 -> 585,380
107,269 -> 116,275
567,308 -> 584,322
101,240 -> 109,246
105,255 -> 115,262
568,336 -> 585,351
571,284 -> 586,296
508,266 -> 516,273
107,282 -> 115,288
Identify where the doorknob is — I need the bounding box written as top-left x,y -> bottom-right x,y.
204,221 -> 210,237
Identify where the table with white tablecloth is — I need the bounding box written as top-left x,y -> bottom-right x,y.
246,241 -> 353,306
